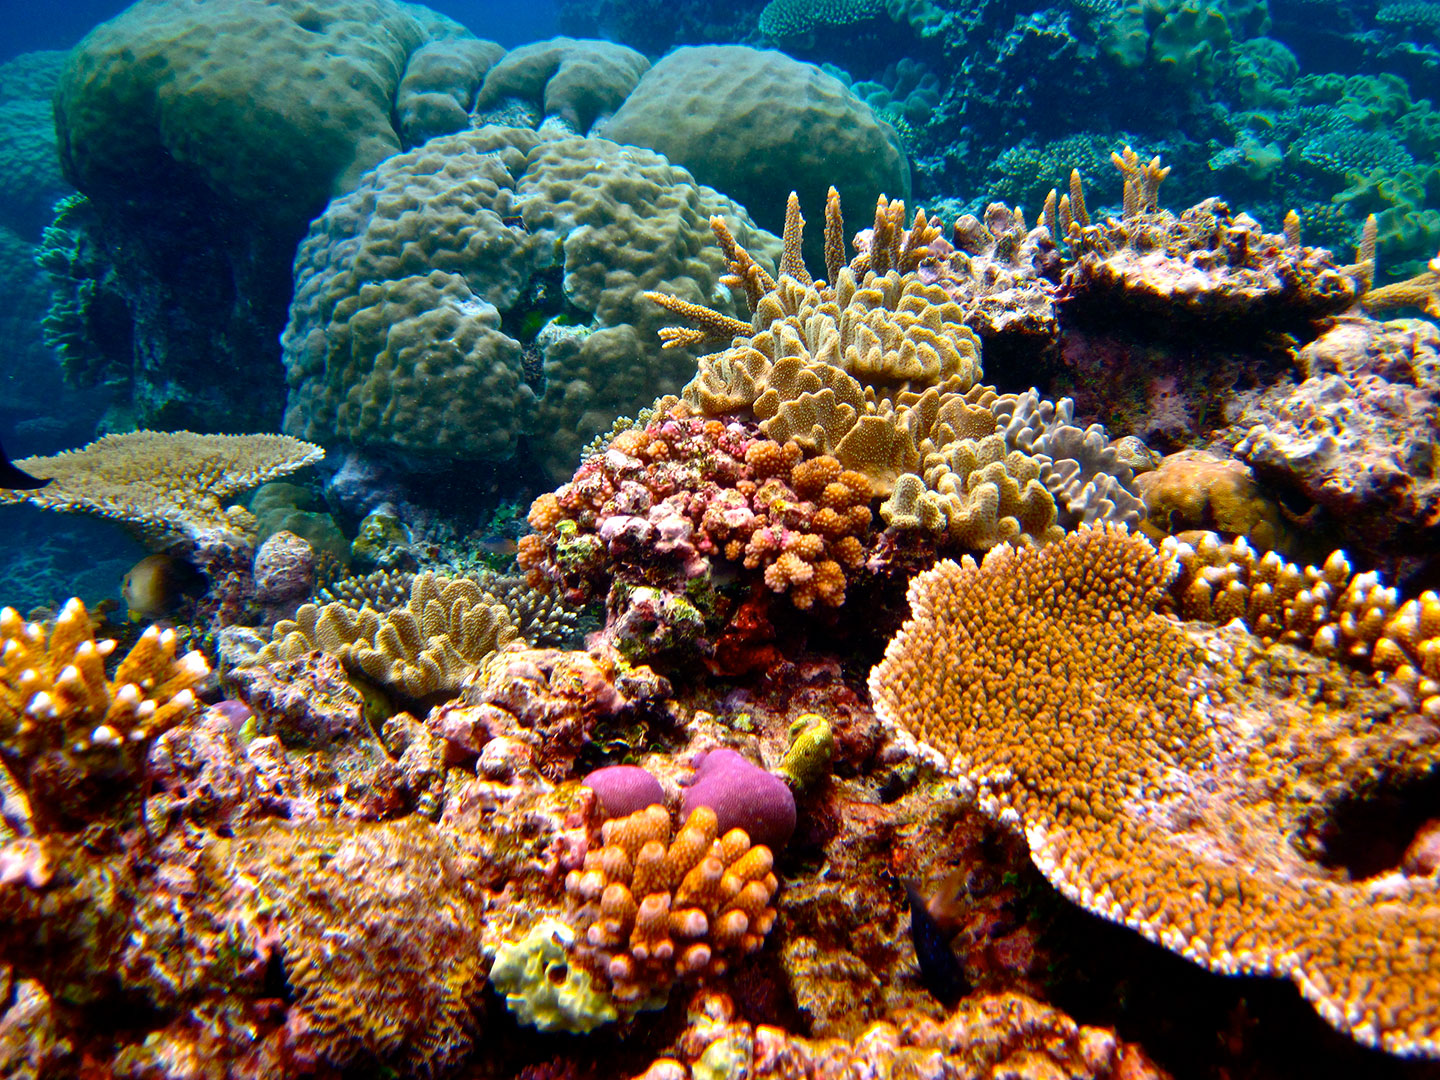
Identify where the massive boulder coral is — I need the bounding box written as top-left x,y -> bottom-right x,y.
282,124 -> 779,479
870,524 -> 1440,1057
55,0 -> 468,227
51,0 -> 477,433
599,46 -> 909,262
472,37 -> 649,133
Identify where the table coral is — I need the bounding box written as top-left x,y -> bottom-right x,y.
0,598 -> 208,831
0,431 -> 322,544
869,524 -> 1440,1057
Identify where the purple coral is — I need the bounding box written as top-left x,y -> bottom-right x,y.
582,764 -> 666,819
680,747 -> 796,850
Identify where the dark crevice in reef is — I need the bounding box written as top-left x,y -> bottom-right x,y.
1312,770 -> 1440,883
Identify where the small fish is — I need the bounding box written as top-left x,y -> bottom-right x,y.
906,883 -> 970,1009
0,438 -> 51,490
122,553 -> 205,621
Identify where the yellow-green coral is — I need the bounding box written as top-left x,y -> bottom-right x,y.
778,713 -> 835,790
489,918 -> 618,1033
870,525 -> 1440,1057
255,570 -> 518,700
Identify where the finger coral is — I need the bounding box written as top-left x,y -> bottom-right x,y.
255,570 -> 518,702
0,598 -> 208,830
0,431 -> 323,543
564,803 -> 780,1010
869,524 -> 1440,1057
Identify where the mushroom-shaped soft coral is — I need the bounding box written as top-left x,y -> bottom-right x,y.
679,748 -> 796,849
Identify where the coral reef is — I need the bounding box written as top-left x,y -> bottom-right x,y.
0,431 -> 322,544
473,37 -> 649,133
870,524 -> 1440,1055
563,803 -> 780,1010
1228,316 -> 1440,576
599,46 -> 909,262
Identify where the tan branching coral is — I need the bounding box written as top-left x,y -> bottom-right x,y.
1362,251 -> 1440,317
1168,533 -> 1440,719
256,571 -> 518,700
869,524 -> 1440,1057
653,192 -> 1074,547
565,804 -> 779,1007
0,431 -> 323,541
0,598 -> 208,830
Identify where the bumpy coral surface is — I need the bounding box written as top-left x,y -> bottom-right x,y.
0,598 -> 208,830
600,45 -> 909,260
520,408 -> 875,611
635,988 -> 1163,1080
219,817 -> 487,1072
564,803 -> 780,1008
282,123 -> 778,479
870,524 -> 1440,1056
473,36 -> 649,133
1229,316 -> 1440,571
55,0 -> 466,224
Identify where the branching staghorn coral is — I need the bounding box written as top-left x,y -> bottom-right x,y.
869,524 -> 1440,1057
255,571 -> 518,701
0,598 -> 208,831
0,431 -> 323,543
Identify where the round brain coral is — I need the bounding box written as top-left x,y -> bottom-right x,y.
600,45 -> 909,265
282,124 -> 779,479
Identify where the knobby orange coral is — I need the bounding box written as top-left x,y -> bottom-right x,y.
565,804 -> 779,1007
869,525 -> 1440,1057
0,598 -> 209,831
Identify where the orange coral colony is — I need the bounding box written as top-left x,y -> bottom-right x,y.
869,524 -> 1440,1057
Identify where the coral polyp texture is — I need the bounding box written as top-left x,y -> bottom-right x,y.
220,817 -> 487,1072
281,123 -> 779,479
255,570 -> 518,701
869,524 -> 1440,1056
0,598 -> 208,830
563,803 -> 780,1010
0,431 -> 323,542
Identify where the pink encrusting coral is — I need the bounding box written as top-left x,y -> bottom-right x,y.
519,407 -> 875,611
